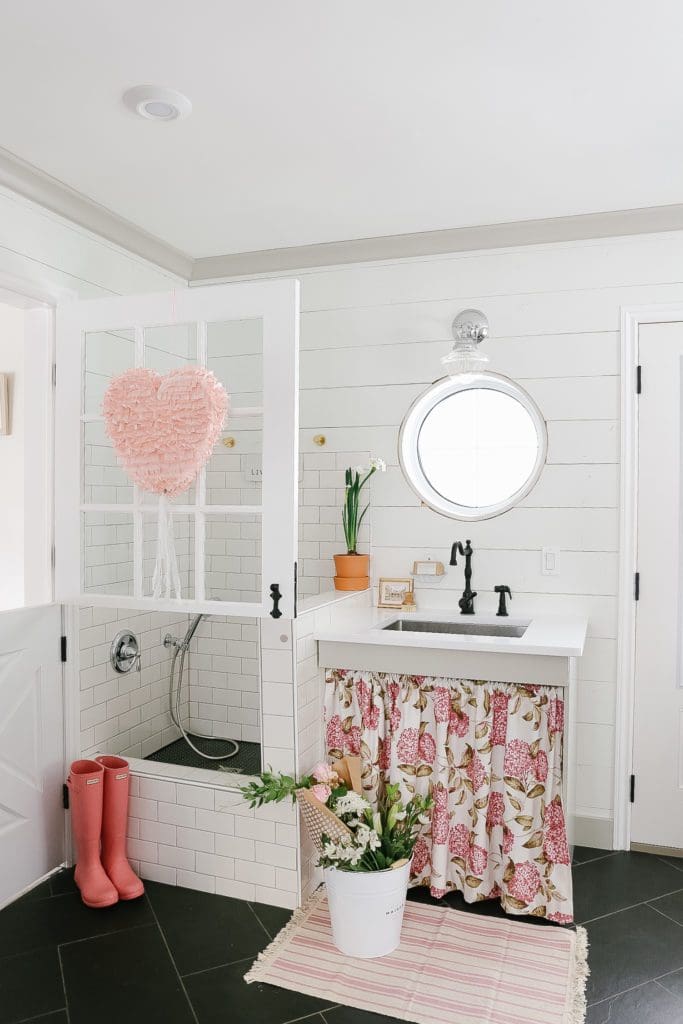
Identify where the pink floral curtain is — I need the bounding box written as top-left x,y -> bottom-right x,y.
324,669 -> 573,923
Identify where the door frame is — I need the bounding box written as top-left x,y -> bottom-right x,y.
615,302 -> 683,849
0,265 -> 76,873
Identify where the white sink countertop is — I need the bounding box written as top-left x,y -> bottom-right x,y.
313,607 -> 588,659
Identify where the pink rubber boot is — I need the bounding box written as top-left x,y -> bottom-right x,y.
96,756 -> 144,900
67,760 -> 119,909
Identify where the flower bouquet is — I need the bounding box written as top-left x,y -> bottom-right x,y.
240,757 -> 431,957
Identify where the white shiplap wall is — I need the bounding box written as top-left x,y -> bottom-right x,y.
282,229 -> 683,838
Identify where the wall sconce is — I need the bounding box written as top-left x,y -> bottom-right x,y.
441,309 -> 490,375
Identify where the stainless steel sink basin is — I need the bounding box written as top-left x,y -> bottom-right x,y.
382,619 -> 529,638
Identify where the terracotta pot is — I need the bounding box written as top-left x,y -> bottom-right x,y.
333,553 -> 370,591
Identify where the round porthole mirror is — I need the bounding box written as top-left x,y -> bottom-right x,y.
398,372 -> 547,521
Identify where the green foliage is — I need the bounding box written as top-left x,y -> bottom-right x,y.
238,769 -> 314,809
342,465 -> 376,554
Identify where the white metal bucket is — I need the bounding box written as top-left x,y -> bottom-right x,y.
323,860 -> 411,958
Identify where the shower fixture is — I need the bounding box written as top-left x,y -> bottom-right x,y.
441,308 -> 490,375
164,616 -> 239,762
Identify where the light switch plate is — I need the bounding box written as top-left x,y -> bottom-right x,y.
542,546 -> 560,576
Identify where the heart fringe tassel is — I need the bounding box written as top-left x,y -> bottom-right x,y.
152,495 -> 182,600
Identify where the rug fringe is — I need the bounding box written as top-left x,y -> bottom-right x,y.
569,926 -> 590,1024
245,888 -> 325,985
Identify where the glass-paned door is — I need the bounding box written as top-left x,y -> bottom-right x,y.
55,280 -> 299,618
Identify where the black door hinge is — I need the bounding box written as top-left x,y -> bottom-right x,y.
634,572 -> 640,601
293,561 -> 298,619
62,784 -> 69,810
60,636 -> 67,662
636,365 -> 642,394
629,774 -> 636,803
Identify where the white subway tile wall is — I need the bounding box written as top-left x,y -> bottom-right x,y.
125,774 -> 299,909
79,606 -> 190,758
187,616 -> 261,741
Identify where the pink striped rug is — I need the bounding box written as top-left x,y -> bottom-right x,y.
245,890 -> 589,1024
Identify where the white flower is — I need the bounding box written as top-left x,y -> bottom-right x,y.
369,457 -> 387,472
333,791 -> 370,816
418,813 -> 431,826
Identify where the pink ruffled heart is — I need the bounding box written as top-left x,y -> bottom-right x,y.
102,367 -> 228,497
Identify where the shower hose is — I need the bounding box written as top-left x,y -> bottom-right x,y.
167,614 -> 240,762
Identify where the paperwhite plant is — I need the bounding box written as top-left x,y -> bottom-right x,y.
369,457 -> 387,472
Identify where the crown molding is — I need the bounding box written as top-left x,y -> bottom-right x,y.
4,140 -> 683,284
191,203 -> 683,281
0,146 -> 192,280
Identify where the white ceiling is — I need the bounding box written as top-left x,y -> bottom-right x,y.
1,1 -> 682,260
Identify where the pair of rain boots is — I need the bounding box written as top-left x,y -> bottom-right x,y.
67,756 -> 144,908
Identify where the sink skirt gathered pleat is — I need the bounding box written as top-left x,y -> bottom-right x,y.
324,669 -> 574,923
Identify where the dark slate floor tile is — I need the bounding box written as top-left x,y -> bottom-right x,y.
586,981 -> 683,1024
185,958 -> 335,1024
572,846 -> 616,866
49,868 -> 77,897
323,1007 -> 406,1024
573,851 -> 683,923
22,1013 -> 68,1024
585,904 -> 683,1004
0,946 -> 64,1024
0,891 -> 152,960
249,901 -> 292,940
60,923 -> 194,1024
14,879 -> 53,904
146,880 -> 270,975
648,888 -> 683,926
658,856 -> 683,874
658,967 -> 683,1002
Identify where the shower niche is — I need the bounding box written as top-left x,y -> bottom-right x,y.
61,281 -> 300,780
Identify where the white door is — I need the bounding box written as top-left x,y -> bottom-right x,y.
55,279 -> 299,618
0,604 -> 64,908
632,321 -> 683,849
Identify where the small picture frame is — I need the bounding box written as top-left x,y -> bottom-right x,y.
378,577 -> 414,608
0,374 -> 9,436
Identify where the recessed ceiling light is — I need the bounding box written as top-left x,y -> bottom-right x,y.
123,85 -> 192,122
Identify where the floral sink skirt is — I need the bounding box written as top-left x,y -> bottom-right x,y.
324,669 -> 573,923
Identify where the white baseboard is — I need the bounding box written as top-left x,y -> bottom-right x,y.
573,814 -> 614,850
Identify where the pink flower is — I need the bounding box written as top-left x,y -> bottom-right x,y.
418,731 -> 436,763
311,761 -> 336,785
543,800 -> 570,865
378,736 -> 391,772
548,698 -> 564,734
486,791 -> 505,828
466,753 -> 486,792
396,727 -> 419,762
448,825 -> 488,875
503,739 -> 533,778
502,826 -> 514,854
468,844 -> 488,876
433,687 -> 451,723
326,715 -> 343,753
431,784 -> 450,844
508,861 -> 541,904
356,679 -> 379,730
412,837 -> 430,875
430,887 -> 447,899
534,750 -> 548,783
345,725 -> 361,756
387,682 -> 402,734
310,783 -> 331,804
448,823 -> 470,860
491,692 -> 509,746
548,912 -> 573,924
449,710 -> 469,737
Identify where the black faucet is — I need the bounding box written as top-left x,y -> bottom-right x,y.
450,540 -> 477,615
494,585 -> 512,617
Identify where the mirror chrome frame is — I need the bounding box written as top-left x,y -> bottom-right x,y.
398,371 -> 548,521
